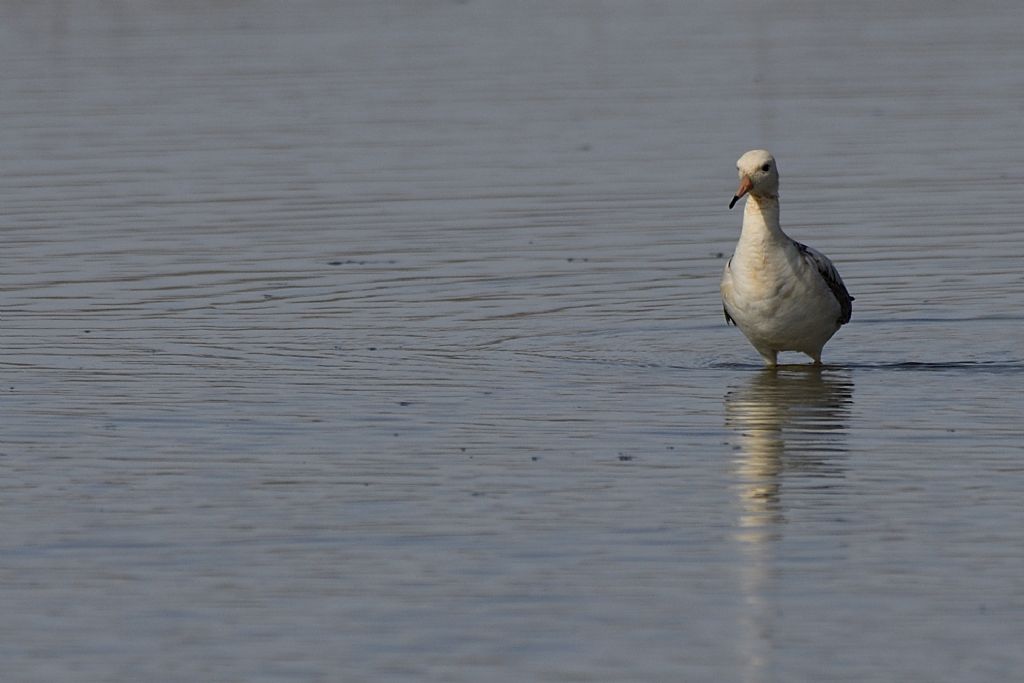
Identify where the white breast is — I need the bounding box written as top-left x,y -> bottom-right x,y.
722,241 -> 841,354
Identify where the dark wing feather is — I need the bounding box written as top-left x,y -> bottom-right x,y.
795,241 -> 854,325
722,256 -> 736,325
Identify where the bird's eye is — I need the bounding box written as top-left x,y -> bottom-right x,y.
761,163 -> 772,172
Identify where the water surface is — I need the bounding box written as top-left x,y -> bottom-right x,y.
1,1 -> 1022,681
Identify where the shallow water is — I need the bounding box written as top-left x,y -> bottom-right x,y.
1,1 -> 1023,681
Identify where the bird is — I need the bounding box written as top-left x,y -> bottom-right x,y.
720,150 -> 853,367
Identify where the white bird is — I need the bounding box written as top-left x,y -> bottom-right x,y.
721,150 -> 853,367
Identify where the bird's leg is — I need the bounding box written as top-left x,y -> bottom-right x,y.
759,349 -> 778,368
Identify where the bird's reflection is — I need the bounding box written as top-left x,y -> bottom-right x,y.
723,367 -> 853,683
725,366 -> 853,534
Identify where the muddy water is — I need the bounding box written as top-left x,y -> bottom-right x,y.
1,1 -> 1022,681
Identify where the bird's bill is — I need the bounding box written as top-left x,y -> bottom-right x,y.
729,175 -> 753,209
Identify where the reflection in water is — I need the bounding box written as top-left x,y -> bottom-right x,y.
726,368 -> 854,532
724,368 -> 854,683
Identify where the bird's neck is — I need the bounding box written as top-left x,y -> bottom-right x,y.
740,193 -> 785,244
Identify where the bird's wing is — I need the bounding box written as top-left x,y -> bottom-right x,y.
721,256 -> 736,325
794,241 -> 854,325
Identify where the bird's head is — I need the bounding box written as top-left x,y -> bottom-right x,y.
729,149 -> 779,209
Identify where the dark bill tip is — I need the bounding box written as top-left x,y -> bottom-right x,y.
729,195 -> 740,209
